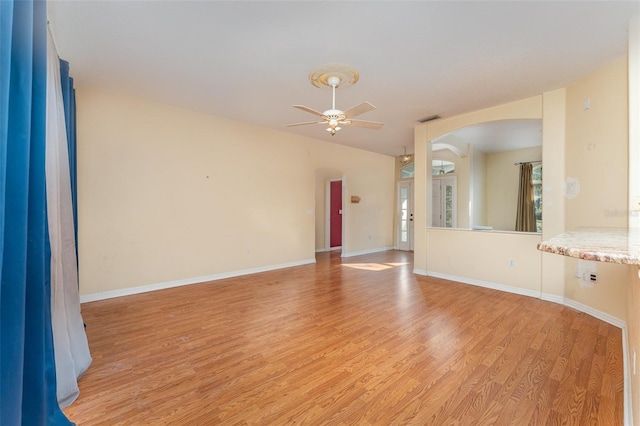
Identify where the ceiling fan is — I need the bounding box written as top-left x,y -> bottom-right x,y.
286,71 -> 384,136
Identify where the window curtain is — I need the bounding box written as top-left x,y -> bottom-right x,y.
46,26 -> 92,408
58,59 -> 77,255
515,163 -> 536,232
0,0 -> 73,424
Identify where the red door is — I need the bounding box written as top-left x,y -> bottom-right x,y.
330,180 -> 342,247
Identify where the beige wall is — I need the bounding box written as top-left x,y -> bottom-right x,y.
629,16 -> 640,426
413,126 -> 428,273
76,86 -> 394,296
485,146 -> 542,231
426,228 -> 541,295
563,56 -> 628,320
540,89 -> 566,299
414,96 -> 543,288
415,56 -> 630,318
470,146 -> 486,228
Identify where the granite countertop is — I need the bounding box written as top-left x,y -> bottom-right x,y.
537,227 -> 640,265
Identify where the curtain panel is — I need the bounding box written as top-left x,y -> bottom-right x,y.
2,0 -> 90,423
58,59 -> 78,250
515,163 -> 536,232
0,0 -> 73,424
46,27 -> 92,408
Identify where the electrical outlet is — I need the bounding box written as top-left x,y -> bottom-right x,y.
577,259 -> 597,288
508,259 -> 516,268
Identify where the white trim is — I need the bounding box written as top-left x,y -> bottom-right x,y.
80,258 -> 316,303
315,248 -> 328,253
325,180 -> 331,251
425,271 -> 541,299
563,297 -> 626,329
341,246 -> 394,258
622,325 -> 633,426
540,292 -> 564,305
397,180 -> 415,252
326,178 -> 344,252
413,268 -> 428,276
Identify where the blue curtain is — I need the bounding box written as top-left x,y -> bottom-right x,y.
0,0 -> 73,424
58,59 -> 77,245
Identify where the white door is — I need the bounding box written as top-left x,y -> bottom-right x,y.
398,181 -> 414,251
432,176 -> 457,228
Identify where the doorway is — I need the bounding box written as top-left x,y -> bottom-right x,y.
398,180 -> 414,251
432,176 -> 457,228
329,180 -> 343,249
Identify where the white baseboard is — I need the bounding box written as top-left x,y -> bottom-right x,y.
413,268 -> 428,276
425,270 -> 541,299
562,297 -> 626,329
341,246 -> 393,258
540,292 -> 564,305
80,258 -> 316,303
315,248 -> 328,253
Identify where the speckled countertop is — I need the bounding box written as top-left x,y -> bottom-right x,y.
537,227 -> 640,265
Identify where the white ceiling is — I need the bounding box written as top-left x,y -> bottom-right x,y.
47,1 -> 638,157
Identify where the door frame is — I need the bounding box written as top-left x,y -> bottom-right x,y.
397,180 -> 414,251
325,178 -> 344,251
432,175 -> 457,228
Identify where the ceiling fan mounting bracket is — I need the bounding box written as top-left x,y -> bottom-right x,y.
309,64 -> 359,89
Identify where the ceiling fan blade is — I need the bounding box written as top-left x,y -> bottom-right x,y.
285,120 -> 326,127
343,101 -> 376,118
292,105 -> 325,117
345,119 -> 384,130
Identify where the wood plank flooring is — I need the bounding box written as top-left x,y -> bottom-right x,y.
64,250 -> 623,425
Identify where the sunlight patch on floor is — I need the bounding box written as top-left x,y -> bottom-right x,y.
341,262 -> 409,271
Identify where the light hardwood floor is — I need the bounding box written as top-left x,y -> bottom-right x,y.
64,250 -> 623,425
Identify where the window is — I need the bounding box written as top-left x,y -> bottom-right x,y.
400,163 -> 414,179
533,165 -> 542,232
432,160 -> 455,176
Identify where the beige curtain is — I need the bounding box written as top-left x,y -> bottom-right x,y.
515,163 -> 536,232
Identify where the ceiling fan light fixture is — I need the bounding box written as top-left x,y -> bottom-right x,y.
400,146 -> 413,164
326,126 -> 341,135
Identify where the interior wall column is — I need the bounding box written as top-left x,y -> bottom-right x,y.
413,125 -> 429,274
540,89 -> 567,301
